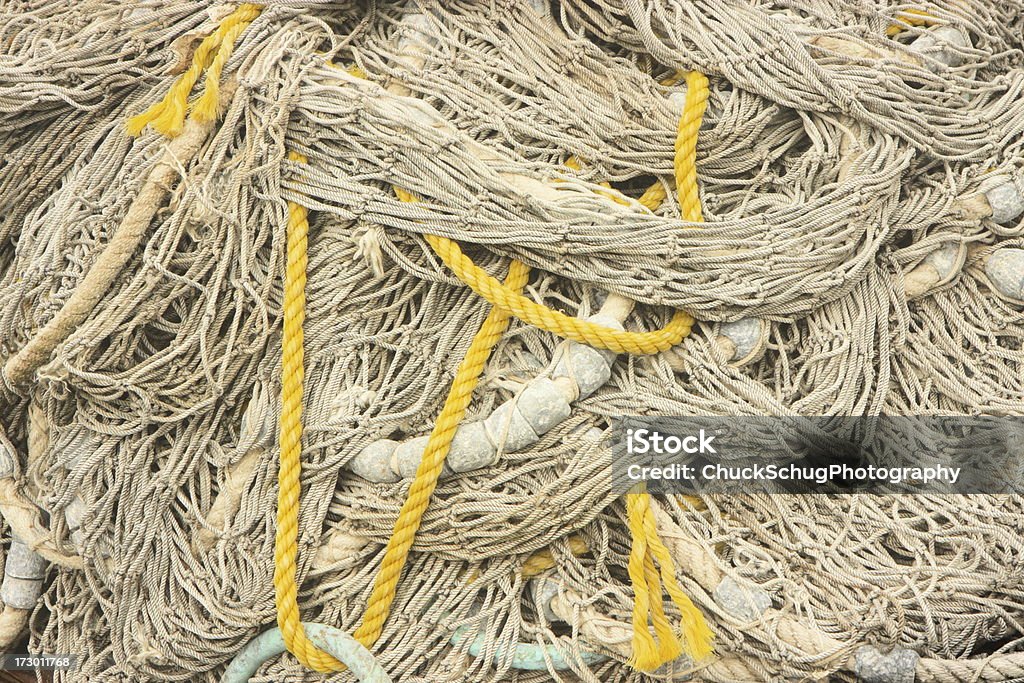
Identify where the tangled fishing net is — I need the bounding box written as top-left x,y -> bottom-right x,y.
1,0 -> 1024,681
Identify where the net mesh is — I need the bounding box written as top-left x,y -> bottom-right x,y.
0,0 -> 1023,681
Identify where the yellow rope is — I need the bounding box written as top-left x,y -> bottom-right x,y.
126,3 -> 262,138
419,70 -> 714,671
191,10 -> 259,122
424,233 -> 693,355
566,83 -> 715,665
642,493 -> 715,659
350,189 -> 534,652
885,9 -> 935,37
566,148 -> 715,670
675,71 -> 709,223
564,70 -> 701,216
273,151 -> 342,671
624,70 -> 714,672
272,178 -> 531,671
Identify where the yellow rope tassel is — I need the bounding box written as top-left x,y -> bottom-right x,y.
641,494 -> 715,661
627,485 -> 715,669
644,548 -> 680,662
625,489 -> 658,668
126,3 -> 262,138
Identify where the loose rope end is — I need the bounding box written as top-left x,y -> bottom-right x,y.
125,3 -> 262,138
629,637 -> 671,672
148,96 -> 189,138
192,5 -> 261,122
125,106 -> 162,137
627,486 -> 714,672
681,608 -> 716,661
190,82 -> 221,123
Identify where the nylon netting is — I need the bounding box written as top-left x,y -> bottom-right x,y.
0,1 -> 1023,681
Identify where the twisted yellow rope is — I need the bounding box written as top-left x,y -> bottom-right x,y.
126,3 -> 262,138
570,146 -> 713,669
416,70 -> 714,672
675,71 -> 709,223
272,180 -> 530,672
624,70 -> 714,672
424,233 -> 693,355
273,151 -> 342,671
350,189 -> 533,652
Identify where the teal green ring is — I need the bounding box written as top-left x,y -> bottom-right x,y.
223,623 -> 392,682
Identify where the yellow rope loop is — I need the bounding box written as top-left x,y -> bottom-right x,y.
410,69 -> 714,667
424,234 -> 692,355
271,58 -> 712,676
126,3 -> 262,138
